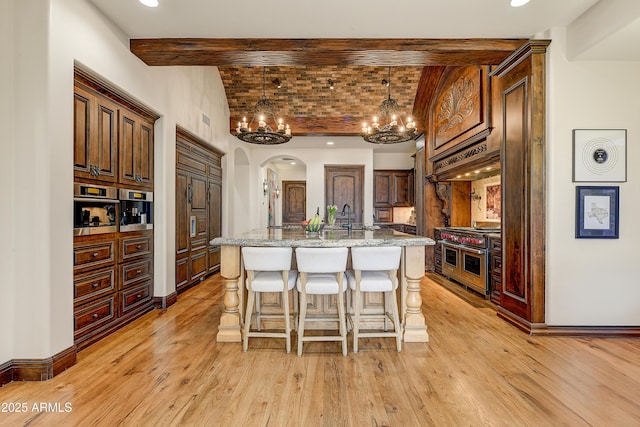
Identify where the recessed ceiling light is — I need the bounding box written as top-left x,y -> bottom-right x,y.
290,161 -> 296,165
465,173 -> 471,176
456,175 -> 462,179
139,0 -> 159,7
510,0 -> 530,7
485,167 -> 492,170
326,141 -> 335,145
474,170 -> 480,174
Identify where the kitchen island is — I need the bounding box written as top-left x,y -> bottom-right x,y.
210,228 -> 435,344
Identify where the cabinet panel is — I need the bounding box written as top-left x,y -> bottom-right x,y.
375,207 -> 393,223
73,85 -> 118,182
391,173 -> 411,206
74,240 -> 115,272
189,249 -> 207,282
74,295 -> 116,339
374,173 -> 392,206
176,170 -> 189,256
120,281 -> 152,316
176,257 -> 189,289
119,108 -> 154,188
120,257 -> 153,290
119,234 -> 153,262
74,266 -> 116,305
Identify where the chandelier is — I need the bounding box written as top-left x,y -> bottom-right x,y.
235,67 -> 292,145
362,67 -> 417,144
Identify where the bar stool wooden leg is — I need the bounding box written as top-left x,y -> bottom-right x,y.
243,289 -> 255,352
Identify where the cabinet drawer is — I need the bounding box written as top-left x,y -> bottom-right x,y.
120,257 -> 153,289
74,266 -> 115,304
120,281 -> 152,315
176,150 -> 207,175
74,295 -> 116,337
74,241 -> 115,271
120,234 -> 153,262
375,208 -> 393,223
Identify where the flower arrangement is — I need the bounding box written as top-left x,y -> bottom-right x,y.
327,204 -> 338,225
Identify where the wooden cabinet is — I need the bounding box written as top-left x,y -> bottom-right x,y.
373,170 -> 414,222
73,69 -> 158,351
489,235 -> 502,305
73,83 -> 118,183
434,229 -> 442,274
175,127 -> 223,291
119,107 -> 154,188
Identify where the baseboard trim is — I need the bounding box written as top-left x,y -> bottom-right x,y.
153,291 -> 178,310
531,325 -> 640,337
0,345 -> 77,387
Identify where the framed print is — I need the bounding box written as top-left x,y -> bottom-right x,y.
576,186 -> 619,239
573,129 -> 626,182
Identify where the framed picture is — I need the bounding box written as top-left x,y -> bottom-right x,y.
573,129 -> 626,182
575,186 -> 619,239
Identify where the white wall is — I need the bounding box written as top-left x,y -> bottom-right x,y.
546,27 -> 640,326
0,0 -> 16,364
373,152 -> 415,170
2,0 -> 236,362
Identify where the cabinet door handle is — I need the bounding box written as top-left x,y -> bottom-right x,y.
92,313 -> 99,319
136,269 -> 142,274
92,283 -> 99,288
92,252 -> 99,257
136,244 -> 142,249
136,294 -> 142,299
188,184 -> 193,204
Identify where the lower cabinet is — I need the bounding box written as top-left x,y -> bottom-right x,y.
489,235 -> 502,305
73,230 -> 154,350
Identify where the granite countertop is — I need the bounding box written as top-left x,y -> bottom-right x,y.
210,227 -> 435,248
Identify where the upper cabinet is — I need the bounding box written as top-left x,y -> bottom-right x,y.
374,170 -> 414,222
119,107 -> 154,189
74,70 -> 157,189
73,83 -> 118,183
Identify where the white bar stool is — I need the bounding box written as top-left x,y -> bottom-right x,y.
242,247 -> 297,353
295,247 -> 349,357
346,246 -> 402,353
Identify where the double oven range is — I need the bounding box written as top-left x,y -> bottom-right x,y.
435,227 -> 500,296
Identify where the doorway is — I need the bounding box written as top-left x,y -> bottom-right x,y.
282,180 -> 306,224
324,165 -> 364,224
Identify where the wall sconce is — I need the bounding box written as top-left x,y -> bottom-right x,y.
470,189 -> 482,201
272,78 -> 282,89
328,79 -> 335,90
275,186 -> 281,198
263,179 -> 269,195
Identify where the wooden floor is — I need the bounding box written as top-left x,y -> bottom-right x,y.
1,274 -> 640,427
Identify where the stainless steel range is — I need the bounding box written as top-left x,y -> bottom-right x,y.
435,227 -> 500,296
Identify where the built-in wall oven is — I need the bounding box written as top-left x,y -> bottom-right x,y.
438,227 -> 496,296
119,188 -> 153,232
73,183 -> 119,235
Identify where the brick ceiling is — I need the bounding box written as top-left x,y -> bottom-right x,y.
219,66 -> 423,135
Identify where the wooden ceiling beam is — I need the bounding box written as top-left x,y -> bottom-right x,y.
130,38 -> 527,67
228,116 -> 425,137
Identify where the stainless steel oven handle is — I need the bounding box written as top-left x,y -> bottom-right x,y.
441,241 -> 485,255
74,198 -> 120,204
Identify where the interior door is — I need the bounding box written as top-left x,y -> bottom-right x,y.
325,165 -> 364,224
282,181 -> 306,224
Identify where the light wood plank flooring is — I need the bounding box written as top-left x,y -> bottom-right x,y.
1,273 -> 639,426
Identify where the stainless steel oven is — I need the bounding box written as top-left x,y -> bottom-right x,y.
74,183 -> 119,236
119,188 -> 153,232
438,227 -> 495,296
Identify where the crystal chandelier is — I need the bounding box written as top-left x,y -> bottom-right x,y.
362,67 -> 417,144
235,67 -> 292,145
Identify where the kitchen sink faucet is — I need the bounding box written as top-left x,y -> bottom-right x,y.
341,204 -> 352,235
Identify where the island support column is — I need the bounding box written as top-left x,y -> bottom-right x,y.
403,245 -> 429,342
216,245 -> 242,342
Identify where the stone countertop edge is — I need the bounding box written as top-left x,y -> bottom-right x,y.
210,228 -> 435,248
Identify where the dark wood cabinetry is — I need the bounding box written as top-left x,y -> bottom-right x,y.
373,170 -> 414,222
489,235 -> 502,305
73,69 -> 158,351
73,232 -> 153,350
73,83 -> 118,183
119,107 -> 154,189
175,127 -> 223,291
